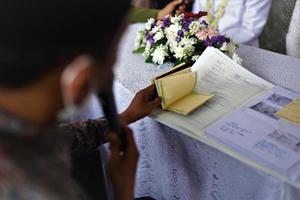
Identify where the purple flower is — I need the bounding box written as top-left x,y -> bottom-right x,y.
146,33 -> 154,44
161,17 -> 171,29
182,16 -> 192,31
204,37 -> 212,46
177,29 -> 184,37
211,35 -> 226,46
176,36 -> 182,43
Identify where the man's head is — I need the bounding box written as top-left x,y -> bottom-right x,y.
0,0 -> 130,124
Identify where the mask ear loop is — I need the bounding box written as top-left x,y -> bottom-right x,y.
57,55 -> 95,121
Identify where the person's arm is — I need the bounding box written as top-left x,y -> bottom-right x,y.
128,6 -> 159,23
286,0 -> 300,58
60,85 -> 160,156
128,0 -> 183,23
119,85 -> 161,124
223,0 -> 272,45
60,118 -> 109,156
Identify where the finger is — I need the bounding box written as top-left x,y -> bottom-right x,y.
107,133 -> 121,159
141,84 -> 157,101
123,126 -> 139,159
122,126 -> 134,149
148,89 -> 158,101
135,85 -> 154,98
142,84 -> 156,93
149,97 -> 161,107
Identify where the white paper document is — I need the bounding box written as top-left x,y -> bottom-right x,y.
206,87 -> 300,171
150,47 -> 300,186
152,47 -> 273,137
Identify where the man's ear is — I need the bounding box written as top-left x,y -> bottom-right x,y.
60,55 -> 94,106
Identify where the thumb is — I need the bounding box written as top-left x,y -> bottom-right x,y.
149,97 -> 161,108
107,133 -> 121,161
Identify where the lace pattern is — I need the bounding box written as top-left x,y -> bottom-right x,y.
74,24 -> 300,199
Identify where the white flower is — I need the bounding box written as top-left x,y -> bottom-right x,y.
143,42 -> 152,58
192,55 -> 200,61
183,45 -> 195,57
179,37 -> 196,47
168,40 -> 178,53
145,18 -> 155,31
151,26 -> 160,34
170,15 -> 183,24
172,37 -> 196,59
189,21 -> 201,34
165,24 -> 181,41
220,42 -> 227,51
152,45 -> 168,65
134,12 -> 239,66
221,41 -> 237,55
154,31 -> 164,42
135,27 -> 147,48
174,46 -> 185,59
232,53 -> 243,65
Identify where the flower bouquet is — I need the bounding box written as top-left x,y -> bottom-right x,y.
133,12 -> 242,65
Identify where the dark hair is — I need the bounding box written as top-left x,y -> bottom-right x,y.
0,0 -> 130,88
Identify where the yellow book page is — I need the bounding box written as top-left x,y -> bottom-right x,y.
155,72 -> 196,109
275,99 -> 300,125
167,93 -> 214,115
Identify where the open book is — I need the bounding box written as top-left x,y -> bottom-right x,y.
206,86 -> 300,173
153,64 -> 213,115
150,47 -> 300,187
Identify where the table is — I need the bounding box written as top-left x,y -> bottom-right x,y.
78,24 -> 300,200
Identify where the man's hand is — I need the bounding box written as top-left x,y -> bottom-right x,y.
157,0 -> 185,20
120,85 -> 161,124
107,126 -> 139,200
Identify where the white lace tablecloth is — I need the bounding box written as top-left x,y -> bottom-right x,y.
78,24 -> 300,200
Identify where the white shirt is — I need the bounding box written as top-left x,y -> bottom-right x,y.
193,0 -> 272,46
286,0 -> 300,58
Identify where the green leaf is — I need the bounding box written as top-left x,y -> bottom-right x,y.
145,56 -> 153,63
132,47 -> 145,54
174,59 -> 184,66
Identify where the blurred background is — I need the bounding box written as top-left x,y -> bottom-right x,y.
131,0 -> 299,57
